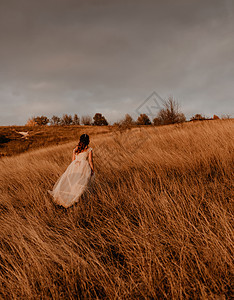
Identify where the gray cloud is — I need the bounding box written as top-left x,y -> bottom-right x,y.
0,0 -> 233,125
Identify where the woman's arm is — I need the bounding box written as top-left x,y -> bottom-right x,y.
88,150 -> 94,175
72,149 -> 76,161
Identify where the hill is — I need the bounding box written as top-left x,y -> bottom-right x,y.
0,120 -> 233,299
0,125 -> 112,157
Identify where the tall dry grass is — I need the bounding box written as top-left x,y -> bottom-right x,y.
0,120 -> 233,299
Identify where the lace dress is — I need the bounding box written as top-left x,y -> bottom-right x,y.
48,147 -> 94,208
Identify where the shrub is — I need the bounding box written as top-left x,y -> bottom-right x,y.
34,116 -> 49,126
136,114 -> 151,125
93,113 -> 108,126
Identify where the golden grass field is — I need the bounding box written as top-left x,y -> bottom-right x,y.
0,120 -> 233,299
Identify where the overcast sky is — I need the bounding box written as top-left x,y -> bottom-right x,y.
0,0 -> 233,125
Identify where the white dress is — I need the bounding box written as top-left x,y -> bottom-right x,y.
48,147 -> 94,208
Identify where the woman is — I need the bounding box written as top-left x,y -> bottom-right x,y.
49,134 -> 95,208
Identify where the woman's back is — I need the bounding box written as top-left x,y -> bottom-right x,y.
74,147 -> 92,160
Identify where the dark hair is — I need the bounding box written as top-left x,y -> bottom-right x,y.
74,134 -> 90,154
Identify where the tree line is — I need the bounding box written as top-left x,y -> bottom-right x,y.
26,97 -> 225,127
26,113 -> 108,126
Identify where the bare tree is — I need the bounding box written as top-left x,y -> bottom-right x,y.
221,114 -> 231,120
72,114 -> 80,125
120,114 -> 135,126
153,97 -> 186,125
50,115 -> 61,125
61,114 -> 73,125
81,115 -> 92,125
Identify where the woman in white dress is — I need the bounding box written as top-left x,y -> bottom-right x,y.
49,134 -> 95,208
